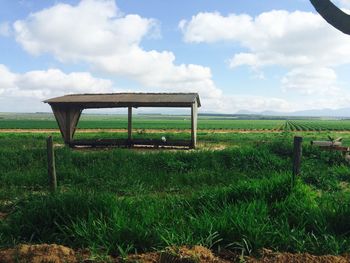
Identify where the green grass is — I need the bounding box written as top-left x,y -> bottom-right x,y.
0,113 -> 284,130
283,120 -> 350,131
1,131 -> 350,257
3,113 -> 350,131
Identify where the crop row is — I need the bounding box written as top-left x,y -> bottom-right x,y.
278,120 -> 350,131
2,115 -> 350,131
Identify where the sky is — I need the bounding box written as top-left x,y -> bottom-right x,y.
1,0 -> 350,114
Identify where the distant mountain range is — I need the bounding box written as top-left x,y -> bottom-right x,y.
235,107 -> 350,118
29,107 -> 350,118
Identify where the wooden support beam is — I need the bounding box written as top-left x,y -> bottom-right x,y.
71,109 -> 82,138
128,106 -> 132,146
51,106 -> 82,145
191,100 -> 198,149
292,136 -> 303,186
47,136 -> 57,192
70,138 -> 192,148
51,105 -> 67,142
65,109 -> 72,144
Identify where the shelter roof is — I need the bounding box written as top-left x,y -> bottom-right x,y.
44,93 -> 201,108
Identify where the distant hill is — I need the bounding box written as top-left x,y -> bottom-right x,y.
234,108 -> 350,118
4,107 -> 350,119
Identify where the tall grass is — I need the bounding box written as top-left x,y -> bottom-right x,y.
1,132 -> 350,256
2,179 -> 350,255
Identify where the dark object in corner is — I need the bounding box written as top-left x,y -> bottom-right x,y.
310,0 -> 350,35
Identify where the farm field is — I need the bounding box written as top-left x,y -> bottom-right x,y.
0,113 -> 284,130
3,112 -> 350,131
0,113 -> 350,131
284,120 -> 350,131
1,122 -> 350,261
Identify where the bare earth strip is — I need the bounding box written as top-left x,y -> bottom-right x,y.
0,128 -> 283,134
1,244 -> 349,263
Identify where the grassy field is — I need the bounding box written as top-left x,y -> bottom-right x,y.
1,128 -> 350,258
2,113 -> 350,131
285,120 -> 350,131
0,113 -> 285,130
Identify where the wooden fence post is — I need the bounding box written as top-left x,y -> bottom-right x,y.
128,106 -> 132,147
292,136 -> 303,185
47,136 -> 57,192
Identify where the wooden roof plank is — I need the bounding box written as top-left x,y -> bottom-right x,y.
44,93 -> 201,108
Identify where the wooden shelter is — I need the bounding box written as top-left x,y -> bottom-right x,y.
44,93 -> 201,148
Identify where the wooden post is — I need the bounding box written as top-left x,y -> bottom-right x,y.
292,136 -> 303,185
65,108 -> 72,145
51,106 -> 82,146
128,106 -> 132,146
47,136 -> 57,192
71,108 -> 82,139
191,101 -> 198,149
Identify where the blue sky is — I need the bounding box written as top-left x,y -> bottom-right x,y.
1,0 -> 350,113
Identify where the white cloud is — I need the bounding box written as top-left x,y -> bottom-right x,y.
0,64 -> 113,100
13,0 -> 221,99
179,12 -> 253,44
0,64 -> 331,113
10,1 -> 347,113
180,9 -> 350,98
14,0 -> 156,58
214,95 -> 293,113
296,95 -> 350,110
281,67 -> 340,95
0,65 -> 16,92
0,63 -> 293,113
5,0 -> 293,113
181,10 -> 350,68
336,0 -> 350,8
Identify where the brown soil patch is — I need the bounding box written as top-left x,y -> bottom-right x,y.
126,251 -> 159,263
0,244 -> 77,263
126,248 -> 350,263
245,249 -> 350,263
1,245 -> 350,263
127,246 -> 229,263
200,143 -> 230,151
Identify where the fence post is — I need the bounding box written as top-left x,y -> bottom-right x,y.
292,136 -> 303,185
47,136 -> 57,192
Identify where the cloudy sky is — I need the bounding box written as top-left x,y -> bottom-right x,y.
1,0 -> 350,113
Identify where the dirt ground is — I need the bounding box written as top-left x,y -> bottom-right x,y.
0,244 -> 77,263
1,245 -> 350,263
127,246 -> 231,263
244,249 -> 350,263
